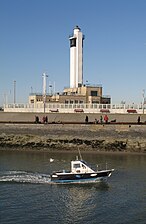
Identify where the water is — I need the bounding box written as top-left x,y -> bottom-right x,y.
0,150 -> 146,224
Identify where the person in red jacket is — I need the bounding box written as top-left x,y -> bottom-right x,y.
104,114 -> 109,123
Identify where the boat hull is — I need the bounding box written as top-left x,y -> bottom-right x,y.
51,170 -> 113,184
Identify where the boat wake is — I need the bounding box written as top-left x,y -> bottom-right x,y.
0,171 -> 51,184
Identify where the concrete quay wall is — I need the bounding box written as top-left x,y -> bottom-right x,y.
0,112 -> 146,123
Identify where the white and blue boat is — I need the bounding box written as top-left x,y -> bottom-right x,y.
50,155 -> 114,184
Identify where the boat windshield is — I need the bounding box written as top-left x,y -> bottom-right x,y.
81,160 -> 89,166
81,160 -> 96,171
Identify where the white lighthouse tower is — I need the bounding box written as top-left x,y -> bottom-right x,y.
69,26 -> 84,88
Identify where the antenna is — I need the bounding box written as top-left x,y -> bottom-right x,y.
30,86 -> 33,94
78,147 -> 82,160
53,81 -> 55,95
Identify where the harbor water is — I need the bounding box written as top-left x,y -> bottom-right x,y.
0,149 -> 146,224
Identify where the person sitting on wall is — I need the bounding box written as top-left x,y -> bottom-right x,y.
95,118 -> 99,124
111,119 -> 116,123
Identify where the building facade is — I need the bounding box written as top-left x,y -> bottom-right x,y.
29,85 -> 110,105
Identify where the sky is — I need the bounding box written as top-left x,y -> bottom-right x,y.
0,0 -> 146,106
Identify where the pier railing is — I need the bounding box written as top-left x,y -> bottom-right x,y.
3,103 -> 146,114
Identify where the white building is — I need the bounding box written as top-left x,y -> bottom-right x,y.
69,26 -> 84,88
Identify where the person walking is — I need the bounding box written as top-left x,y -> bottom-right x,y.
137,116 -> 140,124
104,114 -> 109,123
85,115 -> 89,123
45,116 -> 48,124
100,115 -> 103,124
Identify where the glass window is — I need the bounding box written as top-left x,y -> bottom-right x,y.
91,91 -> 98,96
82,164 -> 86,169
70,38 -> 76,47
92,100 -> 99,104
73,163 -> 80,169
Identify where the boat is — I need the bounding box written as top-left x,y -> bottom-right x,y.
50,154 -> 114,184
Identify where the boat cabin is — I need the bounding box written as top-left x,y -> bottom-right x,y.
71,160 -> 95,174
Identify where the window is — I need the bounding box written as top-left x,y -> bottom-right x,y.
70,100 -> 74,104
70,38 -> 76,47
91,91 -> 98,96
79,100 -> 84,104
92,100 -> 99,104
75,100 -> 78,104
73,163 -> 80,169
65,100 -> 69,104
82,164 -> 86,169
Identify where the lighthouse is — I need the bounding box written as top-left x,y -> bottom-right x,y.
69,26 -> 84,88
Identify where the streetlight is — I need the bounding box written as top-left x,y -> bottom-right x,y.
49,84 -> 52,95
13,80 -> 16,104
42,73 -> 48,113
142,89 -> 145,114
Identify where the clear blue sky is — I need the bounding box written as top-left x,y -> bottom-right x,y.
0,0 -> 146,106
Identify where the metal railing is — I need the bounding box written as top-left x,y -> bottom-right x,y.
3,103 -> 146,114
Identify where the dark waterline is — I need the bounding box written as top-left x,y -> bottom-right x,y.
0,150 -> 146,224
